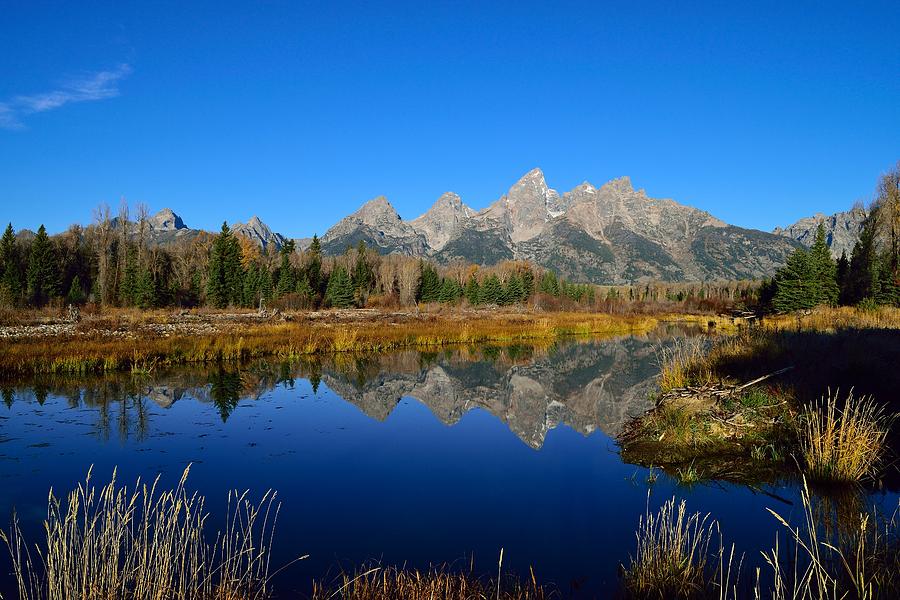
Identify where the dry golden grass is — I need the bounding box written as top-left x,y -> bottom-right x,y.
311,561 -> 553,600
798,390 -> 892,483
764,306 -> 900,332
656,337 -> 714,392
0,466 -> 284,600
0,311 -> 659,375
622,495 -> 733,599
759,479 -> 900,600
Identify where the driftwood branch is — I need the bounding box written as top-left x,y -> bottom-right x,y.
735,366 -> 794,392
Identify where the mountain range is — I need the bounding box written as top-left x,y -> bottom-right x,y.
135,169 -> 866,284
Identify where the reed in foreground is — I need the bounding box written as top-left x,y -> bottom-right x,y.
311,561 -> 554,600
758,479 -> 900,599
0,466 -> 282,600
797,390 -> 892,483
622,495 -> 739,599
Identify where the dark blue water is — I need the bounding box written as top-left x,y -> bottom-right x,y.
1,330 -> 896,598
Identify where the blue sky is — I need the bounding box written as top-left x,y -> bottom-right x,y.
1,1 -> 898,238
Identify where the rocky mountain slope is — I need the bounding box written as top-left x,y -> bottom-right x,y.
319,168 -> 800,283
773,207 -> 867,258
131,168 -> 812,283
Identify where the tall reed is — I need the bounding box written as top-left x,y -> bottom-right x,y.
656,337 -> 712,392
797,390 -> 891,483
758,479 -> 900,599
0,465 -> 282,600
623,495 -> 727,598
311,562 -> 552,600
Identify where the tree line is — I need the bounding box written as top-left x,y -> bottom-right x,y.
0,202 -> 608,311
762,163 -> 900,312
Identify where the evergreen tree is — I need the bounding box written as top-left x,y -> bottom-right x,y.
243,263 -> 261,307
66,274 -> 86,305
259,267 -> 274,303
875,258 -> 900,306
846,212 -> 880,305
325,265 -> 355,308
25,225 -> 59,306
809,223 -> 839,306
306,235 -> 323,296
0,223 -> 21,306
836,250 -> 850,302
521,268 -> 535,299
438,278 -> 462,304
352,240 -> 374,292
295,275 -> 315,306
119,246 -> 138,306
464,275 -> 480,305
772,248 -> 815,312
539,271 -> 560,296
206,223 -> 244,308
275,240 -> 297,298
479,274 -> 502,304
503,273 -> 525,304
417,262 -> 441,303
135,268 -> 157,309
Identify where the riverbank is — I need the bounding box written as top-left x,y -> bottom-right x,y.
0,307 -> 722,376
619,306 -> 900,485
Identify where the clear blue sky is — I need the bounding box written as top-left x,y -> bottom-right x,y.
1,1 -> 898,238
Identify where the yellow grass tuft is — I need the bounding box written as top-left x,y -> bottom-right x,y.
0,465 -> 284,600
623,495 -> 720,598
797,390 -> 892,483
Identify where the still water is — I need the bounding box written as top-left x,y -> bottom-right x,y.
0,325 -> 896,597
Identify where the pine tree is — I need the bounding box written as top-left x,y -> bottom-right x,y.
836,250 -> 850,303
772,248 -> 815,312
243,263 -> 261,307
325,265 -> 355,308
464,275 -> 480,305
539,271 -> 560,296
276,240 -> 297,298
521,268 -> 535,299
26,225 -> 59,306
207,223 -> 244,308
809,223 -> 839,306
875,257 -> 900,306
295,275 -> 314,306
846,212 -> 880,305
0,223 -> 21,306
503,273 -> 525,304
66,274 -> 86,305
417,262 -> 441,303
119,246 -> 138,306
438,278 -> 462,304
479,274 -> 502,305
135,268 -> 157,309
259,267 -> 274,303
306,235 -> 323,296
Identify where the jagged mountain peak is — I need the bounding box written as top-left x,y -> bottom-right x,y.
600,176 -> 634,194
774,206 -> 868,258
353,195 -> 401,220
149,208 -> 186,231
409,192 -> 474,251
231,215 -> 285,250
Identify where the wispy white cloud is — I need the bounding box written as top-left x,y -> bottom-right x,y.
0,64 -> 132,130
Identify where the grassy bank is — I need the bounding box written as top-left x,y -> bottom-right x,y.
619,307 -> 900,485
0,309 -> 667,376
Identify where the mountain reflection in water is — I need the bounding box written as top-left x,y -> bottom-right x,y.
2,324 -> 702,448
